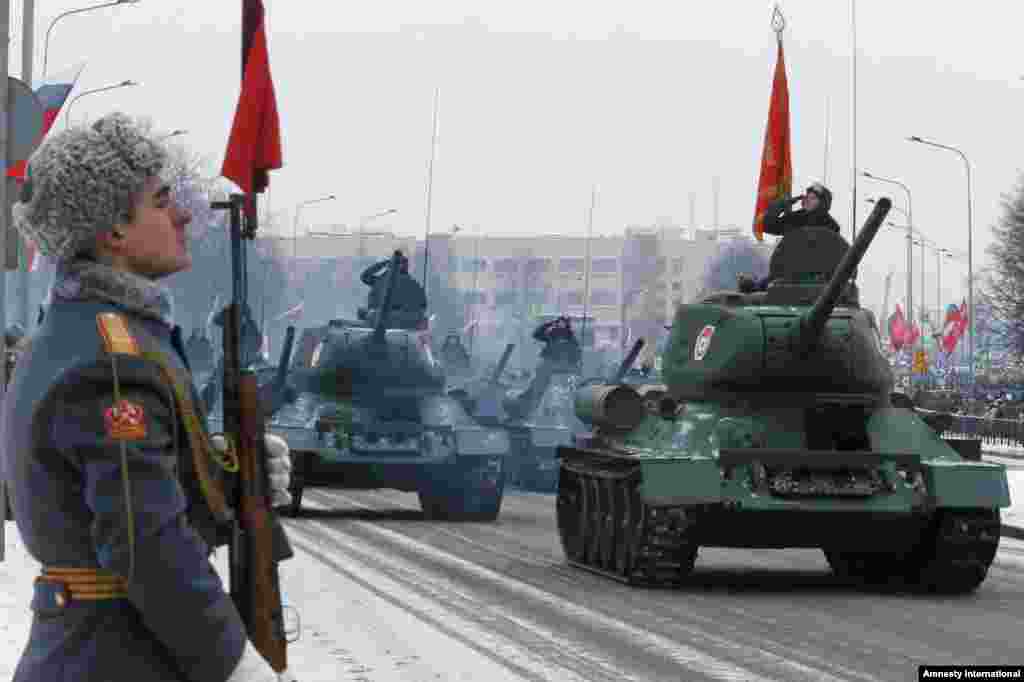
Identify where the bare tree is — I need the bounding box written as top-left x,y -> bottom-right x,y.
699,238 -> 771,296
984,176 -> 1024,359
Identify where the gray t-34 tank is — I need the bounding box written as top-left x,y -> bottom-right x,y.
268,252 -> 511,520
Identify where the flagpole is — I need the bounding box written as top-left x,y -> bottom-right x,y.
581,184 -> 596,372
19,0 -> 34,331
850,0 -> 858,241
421,87 -> 440,299
823,96 -> 830,186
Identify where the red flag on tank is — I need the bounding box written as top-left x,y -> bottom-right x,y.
752,38 -> 792,242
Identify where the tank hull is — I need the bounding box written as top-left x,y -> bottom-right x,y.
556,402 -> 1011,593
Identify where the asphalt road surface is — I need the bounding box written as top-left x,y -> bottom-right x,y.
283,487 -> 1024,682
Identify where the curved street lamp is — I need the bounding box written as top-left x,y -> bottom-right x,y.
358,208 -> 398,258
862,171 -> 916,347
65,80 -> 139,127
159,129 -> 188,140
43,0 -> 141,83
907,135 -> 975,385
292,195 -> 337,260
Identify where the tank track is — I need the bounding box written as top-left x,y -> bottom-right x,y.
825,509 -> 1001,594
556,450 -> 697,586
914,509 -> 1001,594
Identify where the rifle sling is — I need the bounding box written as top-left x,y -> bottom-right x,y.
129,326 -> 233,524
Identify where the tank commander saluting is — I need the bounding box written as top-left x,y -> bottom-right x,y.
1,113 -> 294,682
359,249 -> 428,329
740,182 -> 842,293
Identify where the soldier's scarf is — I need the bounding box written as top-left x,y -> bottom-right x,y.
51,258 -> 175,327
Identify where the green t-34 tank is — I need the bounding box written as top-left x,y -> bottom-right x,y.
555,198 -> 1011,593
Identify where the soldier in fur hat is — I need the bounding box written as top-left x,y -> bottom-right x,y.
1,113 -> 294,682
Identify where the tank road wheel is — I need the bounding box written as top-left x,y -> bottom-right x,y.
556,467 -> 585,561
599,478 -> 618,570
582,476 -> 600,565
613,479 -> 636,576
911,510 -> 1001,594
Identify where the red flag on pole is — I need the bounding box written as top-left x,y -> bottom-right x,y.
752,36 -> 792,242
888,304 -> 908,350
221,0 -> 282,195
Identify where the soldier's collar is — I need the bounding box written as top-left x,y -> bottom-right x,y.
52,259 -> 175,328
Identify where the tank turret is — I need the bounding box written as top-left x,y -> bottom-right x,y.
290,251 -> 446,402
663,198 -> 894,403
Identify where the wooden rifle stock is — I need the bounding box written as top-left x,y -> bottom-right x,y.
214,195 -> 290,674
237,368 -> 287,671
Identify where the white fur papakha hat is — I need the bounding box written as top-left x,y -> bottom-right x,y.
13,112 -> 168,262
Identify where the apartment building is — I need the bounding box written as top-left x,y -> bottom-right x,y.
261,223 -> 772,355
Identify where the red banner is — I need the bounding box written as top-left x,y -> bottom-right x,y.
752,40 -> 792,242
222,0 -> 282,196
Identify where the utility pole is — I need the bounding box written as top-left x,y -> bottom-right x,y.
1,0 -> 11,559
19,0 -> 33,331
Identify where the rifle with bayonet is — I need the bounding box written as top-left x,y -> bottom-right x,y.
211,194 -> 295,675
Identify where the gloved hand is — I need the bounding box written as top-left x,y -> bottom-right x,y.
210,433 -> 293,508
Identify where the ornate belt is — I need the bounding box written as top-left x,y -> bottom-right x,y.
38,566 -> 129,604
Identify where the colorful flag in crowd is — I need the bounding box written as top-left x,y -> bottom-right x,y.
752,35 -> 792,242
940,302 -> 963,354
888,305 -> 908,350
222,0 -> 282,198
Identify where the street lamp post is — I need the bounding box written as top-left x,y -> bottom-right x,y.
908,135 -> 975,386
292,195 -> 336,261
357,208 -> 398,259
159,128 -> 187,141
64,79 -> 138,127
862,171 -> 915,347
43,0 -> 140,83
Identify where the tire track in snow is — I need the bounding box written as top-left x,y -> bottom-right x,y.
300,494 -> 844,682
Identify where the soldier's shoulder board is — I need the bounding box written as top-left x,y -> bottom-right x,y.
96,312 -> 141,356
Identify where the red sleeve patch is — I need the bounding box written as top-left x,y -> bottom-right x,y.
104,400 -> 147,440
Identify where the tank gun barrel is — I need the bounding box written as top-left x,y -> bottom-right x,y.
799,197 -> 891,348
613,338 -> 645,384
259,325 -> 298,415
373,251 -> 404,343
491,343 -> 516,384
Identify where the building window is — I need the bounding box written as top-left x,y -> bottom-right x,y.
525,257 -> 551,275
673,257 -> 684,274
525,288 -> 551,304
495,290 -> 518,305
564,291 -> 583,306
460,257 -> 488,273
464,290 -> 487,305
590,290 -> 617,306
560,257 -> 585,273
494,258 -> 519,274
591,257 -> 618,274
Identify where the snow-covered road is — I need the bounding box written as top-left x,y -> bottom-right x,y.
1,458 -> 1022,681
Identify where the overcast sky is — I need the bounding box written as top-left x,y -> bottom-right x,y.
14,0 -> 1024,316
